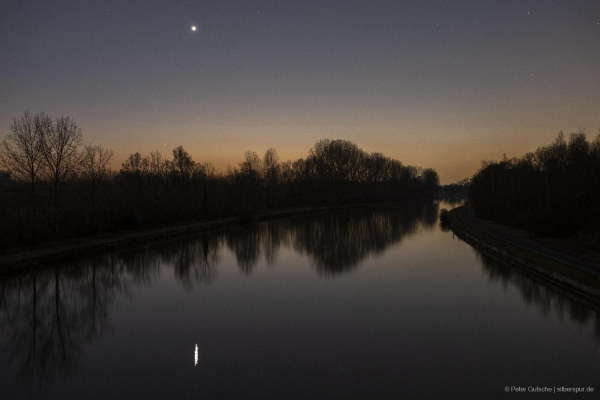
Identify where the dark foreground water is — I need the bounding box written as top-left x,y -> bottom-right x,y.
1,200 -> 599,399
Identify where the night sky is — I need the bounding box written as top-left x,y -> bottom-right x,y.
1,0 -> 599,183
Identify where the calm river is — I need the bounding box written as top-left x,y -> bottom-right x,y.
1,200 -> 599,399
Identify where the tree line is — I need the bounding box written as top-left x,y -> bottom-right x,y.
469,130 -> 600,244
0,111 -> 440,249
440,178 -> 469,199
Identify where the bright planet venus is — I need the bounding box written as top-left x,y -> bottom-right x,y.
1,1 -> 599,184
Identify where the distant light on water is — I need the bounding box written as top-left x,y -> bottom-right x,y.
194,344 -> 198,366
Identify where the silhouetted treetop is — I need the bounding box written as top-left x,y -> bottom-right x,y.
469,129 -> 600,243
0,111 -> 440,249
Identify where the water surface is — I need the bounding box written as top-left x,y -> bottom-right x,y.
1,200 -> 599,399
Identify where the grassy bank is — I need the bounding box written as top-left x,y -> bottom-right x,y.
0,201 -> 422,275
447,206 -> 600,303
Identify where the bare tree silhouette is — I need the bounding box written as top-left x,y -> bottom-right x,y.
80,144 -> 114,231
470,130 -> 600,242
0,111 -> 47,241
39,115 -> 84,237
0,111 -> 441,249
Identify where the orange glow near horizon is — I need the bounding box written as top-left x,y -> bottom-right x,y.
102,114 -> 599,185
2,1 -> 599,185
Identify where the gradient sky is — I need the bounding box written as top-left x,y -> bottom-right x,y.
1,0 -> 599,183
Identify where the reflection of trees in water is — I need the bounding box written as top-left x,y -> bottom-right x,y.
0,202 -> 437,388
421,201 -> 440,228
0,257 -> 125,388
223,219 -> 289,274
223,201 -> 438,276
474,249 -> 600,340
225,226 -> 261,275
0,236 -> 221,389
6,201 -> 598,390
290,206 -> 418,276
437,196 -> 466,210
96,235 -> 221,290
117,247 -> 161,284
150,235 -> 220,289
111,201 -> 438,278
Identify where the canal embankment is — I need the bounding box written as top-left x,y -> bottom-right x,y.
0,200 -> 426,274
447,205 -> 600,303
0,207 -> 329,274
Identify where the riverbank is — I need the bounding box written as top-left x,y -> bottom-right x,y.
447,205 -> 600,303
0,201 -> 422,274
